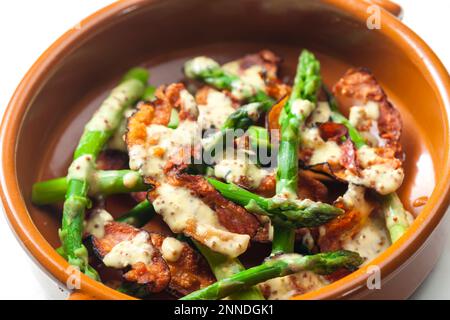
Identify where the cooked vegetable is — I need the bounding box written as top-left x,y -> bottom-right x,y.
116,200 -> 154,227
272,50 -> 322,254
32,170 -> 148,205
381,193 -> 412,243
207,178 -> 342,228
59,70 -> 146,279
181,250 -> 364,300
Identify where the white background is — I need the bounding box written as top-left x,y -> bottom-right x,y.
0,0 -> 449,299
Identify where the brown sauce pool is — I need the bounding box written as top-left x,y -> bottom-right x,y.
28,42 -> 435,294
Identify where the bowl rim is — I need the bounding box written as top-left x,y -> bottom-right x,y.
1,0 -> 449,300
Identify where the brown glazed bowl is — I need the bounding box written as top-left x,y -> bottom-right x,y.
1,0 -> 449,300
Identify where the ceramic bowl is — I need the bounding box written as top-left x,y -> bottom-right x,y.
1,0 -> 449,299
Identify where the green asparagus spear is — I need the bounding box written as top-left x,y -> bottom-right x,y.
59,71 -> 146,279
116,200 -> 154,227
272,50 -> 322,254
381,193 -> 412,243
142,85 -> 156,101
324,88 -> 411,242
181,250 -> 364,300
247,125 -> 272,152
32,170 -> 148,205
207,178 -> 342,228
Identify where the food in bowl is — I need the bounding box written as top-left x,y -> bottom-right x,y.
32,49 -> 418,300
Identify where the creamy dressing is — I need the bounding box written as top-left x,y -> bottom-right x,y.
123,171 -> 140,189
222,61 -> 240,75
85,81 -> 137,132
345,164 -> 404,195
300,127 -> 343,165
198,89 -> 235,129
230,80 -> 256,100
349,101 -> 380,129
342,214 -> 390,263
260,272 -> 329,300
161,237 -> 185,262
179,89 -> 199,118
239,65 -> 266,91
301,126 -> 403,194
291,99 -> 315,120
108,108 -> 134,151
84,209 -> 113,238
309,101 -> 331,124
222,61 -> 266,92
184,56 -> 220,78
152,183 -> 250,257
103,232 -> 154,268
67,154 -> 95,181
129,121 -> 200,180
214,153 -> 270,189
300,127 -> 322,149
341,184 -> 374,221
309,141 -> 342,165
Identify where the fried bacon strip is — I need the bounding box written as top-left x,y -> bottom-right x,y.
333,67 -> 403,158
91,222 -> 171,293
163,163 -> 261,238
150,233 -> 215,297
127,83 -> 195,147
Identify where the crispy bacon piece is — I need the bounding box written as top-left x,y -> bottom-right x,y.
96,150 -> 129,170
169,170 -> 261,238
317,208 -> 364,252
150,233 -> 215,297
165,83 -> 198,121
91,222 -> 171,293
333,68 -> 403,157
127,83 -> 194,147
126,102 -> 155,147
255,175 -> 277,198
159,161 -> 261,238
298,171 -> 329,202
317,190 -> 373,252
318,122 -> 348,142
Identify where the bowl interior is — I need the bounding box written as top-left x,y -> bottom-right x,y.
10,0 -> 448,297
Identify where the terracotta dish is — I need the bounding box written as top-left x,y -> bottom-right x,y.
1,0 -> 449,299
